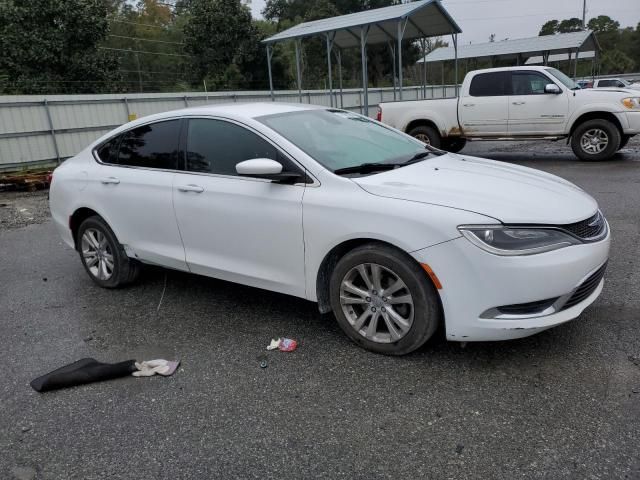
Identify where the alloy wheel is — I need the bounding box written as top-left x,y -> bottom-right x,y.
580,128 -> 609,154
81,228 -> 114,281
339,263 -> 414,343
414,133 -> 431,145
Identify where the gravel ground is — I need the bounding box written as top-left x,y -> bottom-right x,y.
0,191 -> 50,230
1,138 -> 639,479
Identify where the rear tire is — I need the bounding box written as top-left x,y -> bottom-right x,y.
442,137 -> 467,153
408,125 -> 441,149
571,119 -> 621,161
329,243 -> 442,355
76,216 -> 140,288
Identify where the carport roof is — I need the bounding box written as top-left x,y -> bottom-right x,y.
418,30 -> 599,63
262,0 -> 462,48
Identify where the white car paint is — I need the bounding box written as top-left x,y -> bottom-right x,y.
379,66 -> 640,142
50,103 -> 610,343
592,78 -> 640,91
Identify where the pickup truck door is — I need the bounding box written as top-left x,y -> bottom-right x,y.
458,71 -> 509,136
508,71 -> 569,135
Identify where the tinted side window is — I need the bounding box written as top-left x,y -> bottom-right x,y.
511,72 -> 552,95
96,136 -> 121,164
118,120 -> 180,169
186,119 -> 278,176
599,80 -> 614,87
469,72 -> 507,96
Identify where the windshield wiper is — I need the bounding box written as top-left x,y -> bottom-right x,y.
334,151 -> 438,175
334,162 -> 400,175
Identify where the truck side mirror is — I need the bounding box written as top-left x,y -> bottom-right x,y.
544,84 -> 561,94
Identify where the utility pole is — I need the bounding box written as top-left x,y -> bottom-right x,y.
582,0 -> 587,29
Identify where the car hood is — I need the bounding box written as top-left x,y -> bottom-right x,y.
352,153 -> 598,224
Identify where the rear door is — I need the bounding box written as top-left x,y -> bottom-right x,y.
507,70 -> 569,135
91,119 -> 187,271
458,71 -> 509,136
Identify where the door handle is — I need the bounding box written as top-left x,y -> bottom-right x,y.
177,184 -> 204,193
512,101 -> 526,105
462,103 -> 475,107
101,177 -> 120,185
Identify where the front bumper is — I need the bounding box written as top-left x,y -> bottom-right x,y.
411,231 -> 611,341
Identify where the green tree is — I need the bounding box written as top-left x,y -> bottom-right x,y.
0,0 -> 122,94
558,18 -> 583,33
539,20 -> 559,36
182,0 -> 254,86
587,15 -> 620,33
600,50 -> 635,74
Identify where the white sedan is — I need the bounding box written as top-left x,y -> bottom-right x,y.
49,103 -> 610,355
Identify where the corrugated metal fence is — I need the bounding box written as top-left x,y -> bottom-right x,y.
0,85 -> 458,172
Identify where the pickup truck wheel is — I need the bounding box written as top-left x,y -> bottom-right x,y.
408,125 -> 441,149
442,138 -> 467,153
571,119 -> 621,161
618,135 -> 632,151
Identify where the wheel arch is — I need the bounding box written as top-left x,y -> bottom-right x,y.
315,238 -> 441,314
569,111 -> 624,138
69,207 -> 108,250
405,118 -> 442,137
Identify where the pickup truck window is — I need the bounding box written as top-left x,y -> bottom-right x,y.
545,68 -> 577,90
469,72 -> 508,97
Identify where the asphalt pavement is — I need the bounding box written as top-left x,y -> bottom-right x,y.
1,138 -> 639,479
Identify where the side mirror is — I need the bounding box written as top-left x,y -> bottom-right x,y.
544,84 -> 561,94
236,158 -> 302,184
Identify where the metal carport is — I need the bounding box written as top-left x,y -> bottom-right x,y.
418,31 -> 600,80
262,0 -> 461,116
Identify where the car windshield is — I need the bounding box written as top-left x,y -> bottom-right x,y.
546,67 -> 578,90
257,109 -> 438,173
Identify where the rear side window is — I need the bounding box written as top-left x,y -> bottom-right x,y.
96,136 -> 120,164
598,80 -> 615,87
186,119 -> 279,176
469,72 -> 508,97
117,120 -> 181,170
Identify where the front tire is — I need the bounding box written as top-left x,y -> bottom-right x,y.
571,119 -> 621,161
77,216 -> 140,288
618,134 -> 632,151
329,243 -> 442,355
408,125 -> 441,149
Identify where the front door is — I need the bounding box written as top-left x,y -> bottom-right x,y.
508,71 -> 569,135
172,118 -> 307,298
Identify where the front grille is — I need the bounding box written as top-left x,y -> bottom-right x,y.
497,297 -> 559,316
561,262 -> 607,310
560,211 -> 606,241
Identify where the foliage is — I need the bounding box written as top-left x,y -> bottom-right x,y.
0,0 -> 122,94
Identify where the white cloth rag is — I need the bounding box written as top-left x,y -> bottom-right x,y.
132,359 -> 180,377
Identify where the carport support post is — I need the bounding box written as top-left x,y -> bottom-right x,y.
325,33 -> 334,108
452,33 -> 458,97
337,49 -> 344,108
573,48 -> 580,80
360,26 -> 370,116
397,18 -> 408,101
420,37 -> 427,99
388,41 -> 397,101
266,44 -> 274,101
294,39 -> 303,103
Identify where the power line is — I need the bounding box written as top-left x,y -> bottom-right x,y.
108,34 -> 184,45
108,18 -> 168,29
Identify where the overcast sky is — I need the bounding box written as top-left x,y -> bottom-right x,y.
248,0 -> 640,44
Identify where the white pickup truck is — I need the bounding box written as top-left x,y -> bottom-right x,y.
377,66 -> 640,161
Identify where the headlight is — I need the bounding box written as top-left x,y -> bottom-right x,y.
458,226 -> 581,256
621,97 -> 640,110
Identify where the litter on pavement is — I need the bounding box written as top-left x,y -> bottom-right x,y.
266,338 -> 298,352
30,357 -> 180,392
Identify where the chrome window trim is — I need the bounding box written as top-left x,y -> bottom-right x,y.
91,114 -> 320,187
